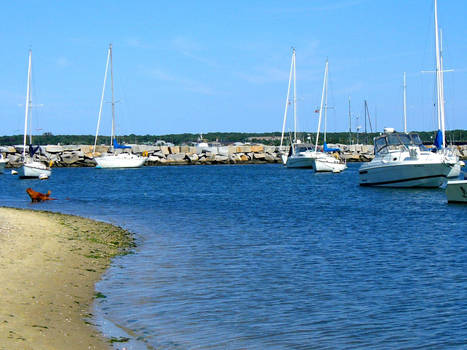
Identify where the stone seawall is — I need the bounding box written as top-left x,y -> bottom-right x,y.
1,143 -> 466,168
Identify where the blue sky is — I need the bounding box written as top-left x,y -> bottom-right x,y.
1,0 -> 466,136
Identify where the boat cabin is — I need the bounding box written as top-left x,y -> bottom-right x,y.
290,143 -> 314,156
374,132 -> 424,155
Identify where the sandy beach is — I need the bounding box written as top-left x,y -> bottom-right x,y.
0,207 -> 134,350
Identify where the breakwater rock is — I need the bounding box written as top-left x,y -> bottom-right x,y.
1,143 -> 465,168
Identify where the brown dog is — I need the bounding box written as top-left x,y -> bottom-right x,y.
26,188 -> 56,202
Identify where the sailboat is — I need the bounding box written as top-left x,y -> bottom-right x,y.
431,0 -> 463,179
279,48 -> 318,168
17,50 -> 52,179
310,60 -> 347,173
93,44 -> 147,169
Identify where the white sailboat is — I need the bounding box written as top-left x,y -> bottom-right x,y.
93,44 -> 147,169
279,48 -> 320,169
311,60 -> 347,173
431,0 -> 463,178
17,50 -> 52,179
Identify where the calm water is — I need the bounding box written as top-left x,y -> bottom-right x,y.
1,164 -> 466,349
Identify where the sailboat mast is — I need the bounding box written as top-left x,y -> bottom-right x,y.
439,28 -> 446,146
364,100 -> 367,144
280,48 -> 294,150
403,72 -> 407,133
93,46 -> 111,155
314,61 -> 328,153
324,62 -> 328,144
434,0 -> 445,147
23,50 -> 32,159
293,50 -> 297,143
110,44 -> 116,143
348,96 -> 352,145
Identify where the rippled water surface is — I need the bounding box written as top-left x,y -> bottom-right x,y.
1,164 -> 466,349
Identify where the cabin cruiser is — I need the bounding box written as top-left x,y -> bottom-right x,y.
359,128 -> 455,187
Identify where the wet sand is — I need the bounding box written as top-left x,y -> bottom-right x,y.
0,207 -> 134,350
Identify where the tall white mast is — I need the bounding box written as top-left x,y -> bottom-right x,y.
93,46 -> 111,155
280,48 -> 295,150
22,50 -> 32,159
434,0 -> 445,147
110,44 -> 116,143
348,96 -> 352,145
403,72 -> 407,133
324,61 -> 329,144
314,60 -> 328,153
292,50 -> 297,143
439,28 -> 446,146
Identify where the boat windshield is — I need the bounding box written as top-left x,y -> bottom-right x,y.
294,146 -> 312,153
375,133 -> 419,154
375,137 -> 387,153
409,133 -> 428,150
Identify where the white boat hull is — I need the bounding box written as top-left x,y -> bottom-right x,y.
311,155 -> 347,173
446,180 -> 467,203
0,159 -> 7,174
285,150 -> 322,169
18,162 -> 52,179
94,154 -> 147,168
359,162 -> 451,188
286,156 -> 315,168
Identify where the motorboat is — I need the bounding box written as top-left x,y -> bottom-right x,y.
359,129 -> 454,187
446,176 -> 467,203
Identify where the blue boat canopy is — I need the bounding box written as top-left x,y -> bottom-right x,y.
28,145 -> 40,156
323,141 -> 340,153
113,138 -> 131,149
434,129 -> 443,149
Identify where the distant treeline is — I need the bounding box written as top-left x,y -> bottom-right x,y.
1,130 -> 466,146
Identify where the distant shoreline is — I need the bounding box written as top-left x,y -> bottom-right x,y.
0,207 -> 134,349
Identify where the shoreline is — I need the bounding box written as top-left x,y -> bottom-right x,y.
0,207 -> 134,350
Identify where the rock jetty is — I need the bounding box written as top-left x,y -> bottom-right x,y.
1,143 -> 466,168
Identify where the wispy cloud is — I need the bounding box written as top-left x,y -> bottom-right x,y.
146,68 -> 215,95
171,36 -> 220,68
124,36 -> 153,49
267,0 -> 367,14
56,56 -> 71,68
237,67 -> 290,84
311,0 -> 368,11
